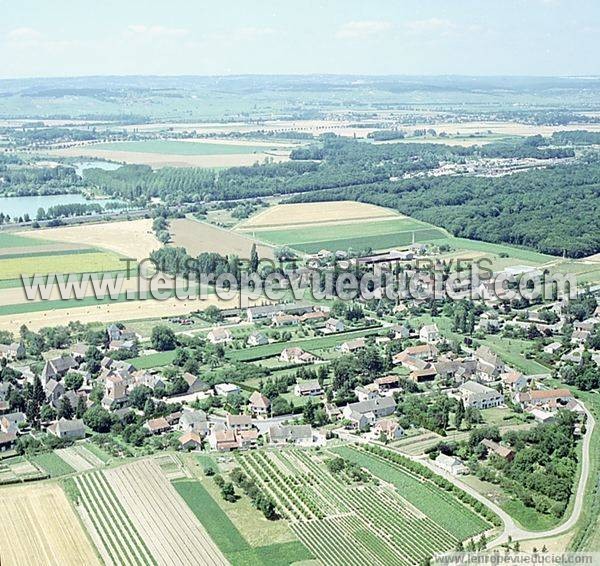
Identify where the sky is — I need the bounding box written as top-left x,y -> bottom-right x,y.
1,0 -> 599,78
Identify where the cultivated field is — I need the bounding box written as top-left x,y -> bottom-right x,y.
18,218 -> 161,260
170,217 -> 275,259
46,139 -> 291,169
238,201 -> 446,254
238,201 -> 398,229
56,445 -> 105,472
0,483 -> 100,566
236,447 -> 491,565
103,460 -> 227,565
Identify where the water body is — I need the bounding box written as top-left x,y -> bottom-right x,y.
0,194 -> 94,218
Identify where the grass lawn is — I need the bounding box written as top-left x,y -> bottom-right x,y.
227,327 -> 381,362
0,232 -> 49,249
30,452 -> 75,477
95,140 -> 287,155
172,479 -> 312,565
124,350 -> 177,369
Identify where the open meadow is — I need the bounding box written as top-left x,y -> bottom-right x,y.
0,483 -> 100,566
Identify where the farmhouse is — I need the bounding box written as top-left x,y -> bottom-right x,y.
519,388 -> 574,408
410,367 -> 437,383
355,383 -> 380,402
226,413 -> 253,431
209,429 -> 240,451
325,318 -> 345,333
41,355 -> 78,386
271,314 -> 300,327
207,327 -> 233,345
145,417 -> 171,435
393,353 -> 430,371
374,375 -> 399,392
0,431 -> 17,451
403,344 -> 438,360
501,371 -> 528,392
528,408 -> 557,424
1,412 -> 26,434
481,439 -> 515,461
178,409 -> 208,435
47,418 -> 85,440
475,346 -> 505,382
300,311 -> 327,324
372,418 -> 404,441
294,379 -> 323,396
392,324 -> 411,339
458,381 -> 504,409
182,373 -> 210,394
543,342 -> 562,355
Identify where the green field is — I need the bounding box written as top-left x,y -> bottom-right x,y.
95,140 -> 289,155
0,232 -> 49,249
173,479 -> 312,565
124,350 -> 177,369
30,452 -> 75,477
0,250 -> 125,280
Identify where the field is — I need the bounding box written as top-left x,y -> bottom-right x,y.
237,201 -> 446,254
235,447 -> 492,565
47,139 -> 292,169
0,482 -> 100,565
30,451 -> 76,477
0,456 -> 47,484
55,445 -> 106,472
174,479 -> 312,565
0,232 -> 48,249
96,460 -> 228,565
170,217 -> 275,259
18,218 -> 161,261
238,201 -> 398,229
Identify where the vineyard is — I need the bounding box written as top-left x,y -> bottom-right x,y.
236,447 -> 489,565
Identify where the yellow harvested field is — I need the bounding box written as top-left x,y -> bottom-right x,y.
0,483 -> 100,566
0,292 -> 266,332
170,217 -> 275,259
45,146 -> 290,169
18,219 -> 160,261
237,200 -> 398,229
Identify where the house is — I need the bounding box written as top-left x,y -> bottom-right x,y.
0,431 -> 17,451
47,418 -> 85,440
571,330 -> 591,345
340,338 -> 366,354
372,418 -> 404,441
528,408 -> 556,424
268,424 -> 314,445
144,417 -> 171,435
41,355 -> 78,386
209,429 -> 240,451
103,374 -> 127,408
458,381 -> 504,409
401,344 -> 439,361
45,379 -> 66,408
392,353 -> 430,371
69,342 -> 89,362
300,311 -> 327,324
294,380 -> 323,397
374,375 -> 399,392
392,324 -> 410,340
179,432 -> 203,450
342,397 -> 396,430
280,347 -> 318,365
519,388 -> 574,408
325,403 -> 342,420
135,372 -> 166,391
109,339 -> 136,352
0,342 -> 25,361
1,412 -> 26,434
249,391 -> 271,417
325,318 -> 345,333
410,367 -> 437,383
501,371 -> 528,392
106,324 -> 136,343
271,313 -> 300,327
182,373 -> 210,394
475,346 -> 505,382
435,453 -> 468,476
434,358 -> 477,383
477,312 -> 500,333
419,324 -> 440,344
543,342 -> 562,355
214,383 -> 241,397
178,409 -> 209,435
354,383 -> 380,402
247,332 -> 268,347
207,327 -> 233,345
481,439 -> 515,461
226,413 -> 253,431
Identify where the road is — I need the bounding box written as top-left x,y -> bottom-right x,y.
336,402 -> 595,549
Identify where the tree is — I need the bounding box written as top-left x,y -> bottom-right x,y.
220,482 -> 237,502
455,399 -> 465,430
40,404 -> 56,421
64,372 -> 84,391
151,326 -> 177,351
75,395 -> 87,419
58,396 -> 74,420
83,405 -> 114,433
249,243 -> 259,273
129,385 -> 153,409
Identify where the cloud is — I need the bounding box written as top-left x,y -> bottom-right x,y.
335,20 -> 393,40
126,24 -> 189,39
6,27 -> 43,43
404,18 -> 457,35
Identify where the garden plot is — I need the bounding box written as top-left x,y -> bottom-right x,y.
56,445 -> 105,472
154,453 -> 191,480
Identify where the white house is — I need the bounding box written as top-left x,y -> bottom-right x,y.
294,380 -> 323,396
325,318 -> 345,333
458,381 -> 504,409
215,383 -> 241,397
435,453 -> 468,476
419,324 -> 440,344
207,327 -> 233,345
